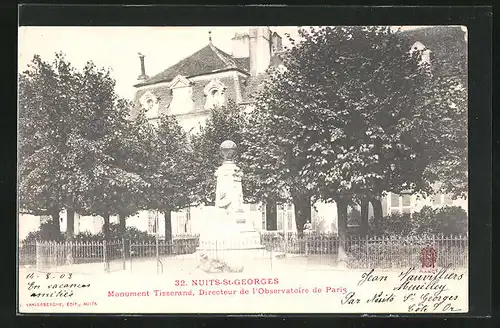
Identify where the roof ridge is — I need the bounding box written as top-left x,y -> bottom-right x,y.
138,45 -> 214,85
209,43 -> 237,68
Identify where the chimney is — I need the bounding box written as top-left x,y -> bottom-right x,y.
249,27 -> 272,76
231,32 -> 250,58
137,52 -> 149,81
271,32 -> 283,56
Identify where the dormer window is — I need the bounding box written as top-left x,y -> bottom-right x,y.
409,41 -> 432,67
168,75 -> 194,116
204,79 -> 226,109
139,91 -> 159,119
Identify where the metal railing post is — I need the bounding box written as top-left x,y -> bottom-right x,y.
156,236 -> 163,274
122,238 -> 126,270
366,235 -> 369,269
270,240 -> 273,271
35,241 -> 40,272
103,240 -> 108,272
129,240 -> 133,272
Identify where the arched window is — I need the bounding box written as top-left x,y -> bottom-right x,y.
409,41 -> 432,67
146,98 -> 154,111
204,79 -> 227,109
139,91 -> 159,119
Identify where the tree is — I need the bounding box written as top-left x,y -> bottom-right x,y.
62,61 -> 149,241
18,54 -> 79,232
139,112 -> 194,242
243,26 -> 467,256
190,101 -> 247,205
242,100 -> 314,235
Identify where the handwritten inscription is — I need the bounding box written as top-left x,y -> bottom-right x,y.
341,292 -> 360,305
24,272 -> 90,298
396,265 -> 464,312
357,269 -> 388,286
341,266 -> 465,312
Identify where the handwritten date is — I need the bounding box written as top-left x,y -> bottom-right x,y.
26,273 -> 73,280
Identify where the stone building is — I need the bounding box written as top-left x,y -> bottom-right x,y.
130,27 -> 284,134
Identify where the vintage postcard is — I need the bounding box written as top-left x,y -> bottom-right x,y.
17,25 -> 469,314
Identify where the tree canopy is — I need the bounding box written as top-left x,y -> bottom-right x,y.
242,26 -> 467,235
190,100 -> 249,205
18,53 -> 150,240
19,54 -> 79,227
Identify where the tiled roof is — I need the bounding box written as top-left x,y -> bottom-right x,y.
233,57 -> 250,72
134,43 -> 250,87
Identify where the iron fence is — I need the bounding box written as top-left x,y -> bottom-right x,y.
18,233 -> 468,273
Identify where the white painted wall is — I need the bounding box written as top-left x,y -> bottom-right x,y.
18,193 -> 468,242
18,213 -> 42,241
313,202 -> 338,234
385,192 -> 468,215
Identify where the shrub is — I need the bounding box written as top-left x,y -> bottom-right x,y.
413,206 -> 468,235
71,231 -> 102,242
369,212 -> 417,236
369,205 -> 468,236
21,221 -> 65,244
108,223 -> 156,242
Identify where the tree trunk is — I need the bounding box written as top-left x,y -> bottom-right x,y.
118,213 -> 126,236
370,197 -> 383,236
66,209 -> 75,240
293,194 -> 311,235
51,209 -> 60,232
102,212 -> 110,241
118,213 -> 129,259
65,209 -> 75,265
164,210 -> 172,242
360,200 -> 369,236
164,210 -> 173,256
336,198 -> 349,265
265,199 -> 277,231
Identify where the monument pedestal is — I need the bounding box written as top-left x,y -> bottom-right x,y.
195,140 -> 266,272
196,209 -> 266,270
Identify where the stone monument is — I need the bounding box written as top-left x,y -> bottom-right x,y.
196,140 -> 265,271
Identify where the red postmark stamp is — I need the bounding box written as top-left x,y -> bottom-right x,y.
419,245 -> 437,273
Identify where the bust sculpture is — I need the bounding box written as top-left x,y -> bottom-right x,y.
215,140 -> 244,218
220,140 -> 237,163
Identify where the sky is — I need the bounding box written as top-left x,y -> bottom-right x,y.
18,25 -> 444,101
18,26 -> 301,100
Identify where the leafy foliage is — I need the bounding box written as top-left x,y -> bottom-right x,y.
63,61 -> 149,220
19,53 -> 151,240
141,112 -> 194,212
190,100 -> 248,204
21,221 -> 66,244
21,222 -> 156,243
242,26 -> 467,233
369,205 -> 468,236
18,54 -> 77,222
